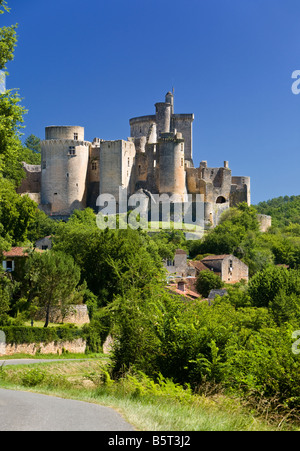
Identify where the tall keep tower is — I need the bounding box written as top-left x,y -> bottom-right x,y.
157,131 -> 186,200
41,126 -> 90,216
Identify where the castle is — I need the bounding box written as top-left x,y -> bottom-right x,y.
17,92 -> 251,227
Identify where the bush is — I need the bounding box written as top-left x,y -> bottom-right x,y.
21,368 -> 45,387
82,310 -> 111,353
195,271 -> 224,298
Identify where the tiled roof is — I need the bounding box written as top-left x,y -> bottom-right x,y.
3,247 -> 44,258
167,283 -> 200,300
3,247 -> 29,258
201,255 -> 230,261
189,261 -> 209,272
175,249 -> 187,255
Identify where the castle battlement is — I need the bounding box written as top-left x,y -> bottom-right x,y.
41,139 -> 91,147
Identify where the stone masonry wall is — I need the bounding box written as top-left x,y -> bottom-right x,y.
35,305 -> 90,325
2,338 -> 86,356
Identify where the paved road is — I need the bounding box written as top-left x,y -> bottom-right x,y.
0,359 -> 134,431
0,388 -> 135,431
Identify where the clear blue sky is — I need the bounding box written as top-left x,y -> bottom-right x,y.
2,0 -> 300,204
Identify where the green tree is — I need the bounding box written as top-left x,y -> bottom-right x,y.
0,269 -> 11,318
26,250 -> 81,327
189,203 -> 261,258
0,1 -> 33,184
107,285 -> 167,377
248,265 -> 300,308
0,1 -> 17,72
26,209 -> 59,243
0,90 -> 28,184
269,290 -> 300,327
0,176 -> 38,244
195,270 -> 224,298
24,134 -> 41,154
53,217 -> 165,306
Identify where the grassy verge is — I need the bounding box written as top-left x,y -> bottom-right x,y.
0,352 -> 105,360
0,358 -> 295,431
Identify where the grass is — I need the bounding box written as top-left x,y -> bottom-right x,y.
0,357 -> 296,431
22,321 -> 85,329
0,352 -> 105,360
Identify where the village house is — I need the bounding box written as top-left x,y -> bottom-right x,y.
2,247 -> 44,279
200,255 -> 249,284
165,249 -> 196,278
2,247 -> 32,273
164,250 -> 249,297
35,236 -> 52,251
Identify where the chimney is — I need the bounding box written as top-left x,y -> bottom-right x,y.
177,279 -> 187,292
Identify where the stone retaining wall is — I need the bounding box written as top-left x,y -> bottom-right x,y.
2,338 -> 86,356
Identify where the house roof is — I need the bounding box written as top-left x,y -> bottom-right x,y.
175,249 -> 187,255
3,247 -> 29,258
189,261 -> 210,272
3,247 -> 44,258
201,255 -> 231,261
167,281 -> 200,300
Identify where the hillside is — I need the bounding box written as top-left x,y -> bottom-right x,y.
255,195 -> 300,228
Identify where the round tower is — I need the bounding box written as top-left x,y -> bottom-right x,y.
155,102 -> 172,137
41,126 -> 90,216
157,132 -> 185,200
45,126 -> 85,141
165,91 -> 174,114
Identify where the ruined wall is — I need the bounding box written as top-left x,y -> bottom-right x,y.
257,214 -> 272,232
17,163 -> 41,196
231,176 -> 251,206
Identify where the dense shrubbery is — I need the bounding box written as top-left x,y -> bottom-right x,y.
106,282 -> 300,414
1,324 -> 84,344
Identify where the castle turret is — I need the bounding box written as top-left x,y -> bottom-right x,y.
155,101 -> 172,137
41,126 -> 90,216
157,131 -> 185,200
165,91 -> 174,114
